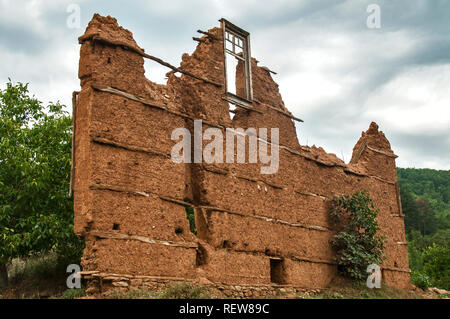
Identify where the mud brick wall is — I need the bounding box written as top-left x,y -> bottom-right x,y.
72,14 -> 410,294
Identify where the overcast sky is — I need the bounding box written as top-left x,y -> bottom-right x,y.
1,0 -> 449,169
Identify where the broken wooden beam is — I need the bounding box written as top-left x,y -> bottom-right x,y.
140,51 -> 222,88
197,29 -> 220,41
253,99 -> 304,122
91,83 -> 168,111
90,231 -> 198,249
222,95 -> 263,114
92,136 -> 171,159
260,66 -> 277,75
89,183 -> 150,197
69,91 -> 79,197
192,37 -> 206,43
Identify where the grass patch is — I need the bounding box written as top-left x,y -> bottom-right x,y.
57,288 -> 86,299
105,288 -> 158,299
8,253 -> 59,285
0,251 -> 83,299
297,277 -> 426,299
157,282 -> 214,299
105,282 -> 216,299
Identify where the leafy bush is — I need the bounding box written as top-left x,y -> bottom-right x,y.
185,206 -> 197,235
60,288 -> 86,299
411,271 -> 432,290
329,191 -> 386,281
105,282 -> 215,299
407,231 -> 450,290
422,244 -> 450,290
9,253 -> 59,284
105,288 -> 157,299
157,282 -> 213,299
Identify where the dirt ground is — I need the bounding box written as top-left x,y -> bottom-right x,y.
0,275 -> 67,299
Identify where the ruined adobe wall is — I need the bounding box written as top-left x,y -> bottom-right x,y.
72,14 -> 410,295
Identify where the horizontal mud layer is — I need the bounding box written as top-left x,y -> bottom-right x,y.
83,237 -> 197,278
222,149 -> 398,199
84,190 -> 195,242
383,242 -> 410,270
90,91 -> 185,156
199,172 -> 403,232
201,170 -> 332,228
359,148 -> 398,182
378,217 -> 407,243
84,81 -> 400,184
79,43 -> 151,97
283,259 -> 338,287
90,142 -> 185,198
198,244 -> 337,287
202,210 -> 336,261
200,245 -> 270,285
382,269 -> 412,290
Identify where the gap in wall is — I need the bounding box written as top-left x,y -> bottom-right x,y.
229,102 -> 237,120
185,206 -> 197,235
270,258 -> 285,284
144,60 -> 175,85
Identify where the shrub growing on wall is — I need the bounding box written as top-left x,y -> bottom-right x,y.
329,191 -> 386,281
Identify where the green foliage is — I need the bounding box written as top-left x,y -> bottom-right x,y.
410,271 -> 432,290
157,282 -> 213,299
0,80 -> 83,282
9,253 -> 59,284
185,206 -> 196,235
422,244 -> 450,290
400,188 -> 439,236
398,168 -> 450,232
105,282 -> 214,299
298,277 -> 426,299
400,167 -> 450,291
329,191 -> 386,281
105,288 -> 157,299
407,229 -> 450,290
407,233 -> 424,272
60,288 -> 86,299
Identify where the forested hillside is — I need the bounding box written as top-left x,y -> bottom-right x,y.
397,168 -> 450,290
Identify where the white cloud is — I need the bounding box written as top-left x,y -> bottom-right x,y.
363,64 -> 450,135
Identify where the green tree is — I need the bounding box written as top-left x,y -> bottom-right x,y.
422,244 -> 450,290
407,229 -> 450,290
414,198 -> 438,236
398,167 -> 450,231
401,187 -> 439,236
0,80 -> 81,286
329,191 -> 386,281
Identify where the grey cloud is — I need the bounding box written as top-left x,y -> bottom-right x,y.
391,131 -> 450,169
0,24 -> 46,54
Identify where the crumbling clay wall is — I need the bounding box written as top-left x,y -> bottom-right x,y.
72,14 -> 411,295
